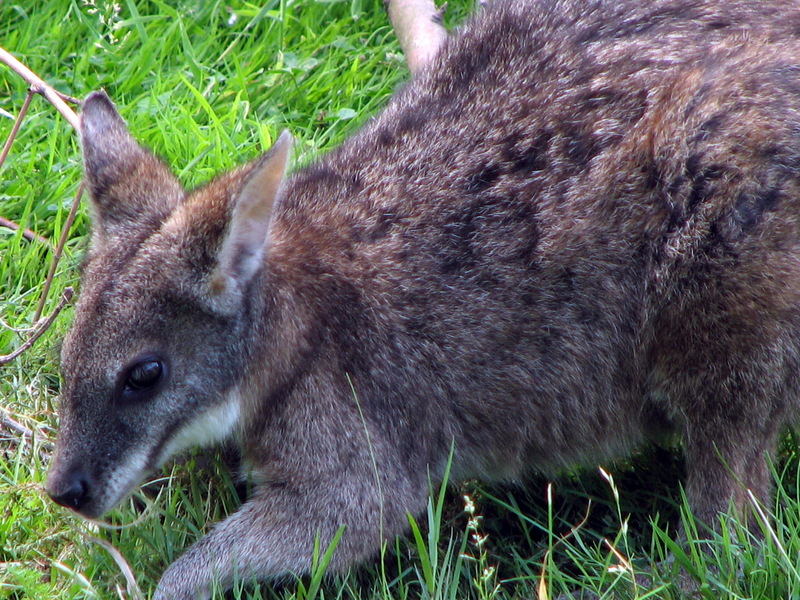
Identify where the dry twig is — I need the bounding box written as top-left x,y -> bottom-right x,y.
0,46 -> 80,129
0,89 -> 34,171
0,407 -> 34,439
0,287 -> 74,366
1,46 -> 83,360
0,215 -> 52,248
34,184 -> 84,322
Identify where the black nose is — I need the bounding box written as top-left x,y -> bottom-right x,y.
48,468 -> 90,511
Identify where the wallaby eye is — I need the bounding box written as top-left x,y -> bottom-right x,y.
125,358 -> 164,392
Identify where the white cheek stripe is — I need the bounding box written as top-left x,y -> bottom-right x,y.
98,448 -> 150,515
88,392 -> 242,515
157,390 -> 242,467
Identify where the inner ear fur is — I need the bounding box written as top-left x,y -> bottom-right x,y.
209,130 -> 293,301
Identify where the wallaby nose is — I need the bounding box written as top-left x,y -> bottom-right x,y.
47,468 -> 90,511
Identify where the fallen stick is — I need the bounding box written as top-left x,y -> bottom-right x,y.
0,215 -> 52,249
0,287 -> 74,365
0,46 -> 80,130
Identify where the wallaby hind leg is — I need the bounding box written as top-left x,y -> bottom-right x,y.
654,287 -> 800,532
682,412 -> 780,533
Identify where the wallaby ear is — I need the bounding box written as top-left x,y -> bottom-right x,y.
210,130 -> 292,300
81,91 -> 183,239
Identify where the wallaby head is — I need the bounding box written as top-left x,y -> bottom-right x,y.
46,91 -> 292,518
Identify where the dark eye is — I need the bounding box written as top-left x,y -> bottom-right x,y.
125,358 -> 164,392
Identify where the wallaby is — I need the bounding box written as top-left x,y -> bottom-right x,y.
47,0 -> 800,597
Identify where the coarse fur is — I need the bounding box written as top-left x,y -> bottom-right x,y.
47,0 -> 800,597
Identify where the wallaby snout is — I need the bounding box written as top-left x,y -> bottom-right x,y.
46,465 -> 91,513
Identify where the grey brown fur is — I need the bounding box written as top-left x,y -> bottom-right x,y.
47,0 -> 800,597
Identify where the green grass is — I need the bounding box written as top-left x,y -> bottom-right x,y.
3,1 -> 800,599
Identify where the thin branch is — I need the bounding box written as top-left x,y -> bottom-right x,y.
0,88 -> 34,171
0,287 -> 74,365
0,81 -> 55,251
0,47 -> 84,359
34,184 -> 83,322
0,403 -> 56,456
0,215 -> 52,249
53,90 -> 82,106
0,46 -> 80,130
0,410 -> 34,439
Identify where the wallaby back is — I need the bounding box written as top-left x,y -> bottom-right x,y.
48,0 -> 800,598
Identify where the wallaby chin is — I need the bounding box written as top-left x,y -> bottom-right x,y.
49,0 -> 800,598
